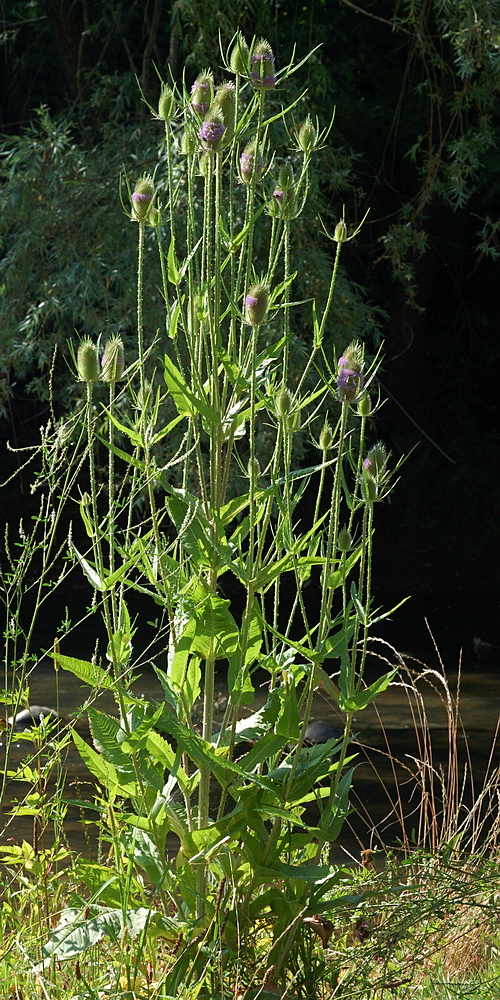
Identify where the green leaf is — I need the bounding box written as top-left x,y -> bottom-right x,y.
53,652 -> 115,690
72,730 -> 122,792
40,906 -> 180,962
339,668 -> 398,712
70,542 -> 104,591
155,711 -> 281,794
163,353 -> 215,422
167,235 -> 179,285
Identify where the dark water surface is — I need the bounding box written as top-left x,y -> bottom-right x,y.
1,655 -> 499,866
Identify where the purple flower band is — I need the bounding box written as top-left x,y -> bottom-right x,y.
337,367 -> 364,402
199,120 -> 226,148
250,72 -> 276,88
251,52 -> 275,64
132,191 -> 152,204
245,294 -> 259,308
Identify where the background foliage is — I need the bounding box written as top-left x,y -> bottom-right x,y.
1,0 -> 499,596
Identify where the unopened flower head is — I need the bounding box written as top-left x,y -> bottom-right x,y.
77,338 -> 100,382
213,82 -> 235,142
319,420 -> 333,451
181,128 -> 198,155
158,84 -> 175,121
191,71 -> 213,116
337,526 -> 352,552
240,140 -> 264,185
199,115 -> 226,151
101,336 -> 125,383
363,442 -> 387,476
245,283 -> 268,326
131,175 -> 154,220
276,387 -> 292,418
298,116 -> 317,154
357,394 -> 372,417
199,151 -> 212,178
334,220 -> 347,243
278,161 -> 294,189
250,38 -> 276,90
230,32 -> 250,75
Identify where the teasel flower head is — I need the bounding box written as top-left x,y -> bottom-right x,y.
362,470 -> 378,503
337,526 -> 352,552
230,32 -> 250,75
276,387 -> 292,418
357,394 -> 372,418
101,336 -> 125,383
199,115 -> 226,151
272,185 -> 295,220
279,161 -> 295,189
245,282 -> 269,326
334,220 -> 347,243
77,338 -> 100,383
181,128 -> 198,155
297,116 -> 317,155
158,84 -> 175,121
363,442 -> 387,477
212,82 -> 235,143
240,139 -> 264,185
272,160 -> 296,218
131,175 -> 154,221
199,151 -> 212,178
247,456 -> 261,481
337,341 -> 364,402
250,38 -> 276,90
190,71 -> 213,116
319,419 -> 333,451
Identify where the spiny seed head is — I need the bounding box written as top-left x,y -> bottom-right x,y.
158,84 -> 175,121
245,283 -> 268,326
298,116 -> 317,154
334,220 -> 347,243
213,82 -> 235,142
240,140 -> 264,185
363,443 -> 387,476
357,394 -> 372,417
337,526 -> 352,552
319,420 -> 333,451
190,71 -> 213,116
77,339 -> 100,382
276,387 -> 292,417
199,115 -> 226,151
230,32 -> 250,75
101,336 -> 125,383
131,175 -> 154,220
250,38 -> 276,90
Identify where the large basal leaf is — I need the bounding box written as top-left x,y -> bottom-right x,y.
39,906 -> 181,963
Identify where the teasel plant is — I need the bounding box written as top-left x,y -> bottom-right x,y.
6,31 -> 406,988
